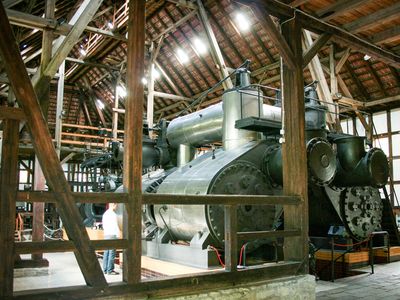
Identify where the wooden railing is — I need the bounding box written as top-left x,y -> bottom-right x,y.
12,191 -> 306,299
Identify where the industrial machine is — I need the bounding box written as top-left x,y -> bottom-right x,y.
83,65 -> 392,268
131,68 -> 391,268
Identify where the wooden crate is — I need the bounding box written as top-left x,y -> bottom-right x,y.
315,250 -> 370,264
374,246 -> 400,263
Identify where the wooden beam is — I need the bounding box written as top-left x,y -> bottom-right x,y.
31,0 -> 104,104
302,30 -> 336,124
60,152 -> 76,165
237,229 -> 301,240
0,107 -> 25,120
123,0 -> 145,284
6,8 -> 126,42
12,262 -> 302,300
237,0 -> 400,68
251,4 -> 296,71
3,0 -> 23,8
335,47 -> 351,74
197,0 -> 233,90
224,205 -> 237,272
15,239 -> 129,254
344,2 -> 400,33
150,9 -> 197,42
289,0 -> 311,7
364,95 -> 400,107
371,26 -> 400,45
317,0 -> 371,21
143,194 -> 301,205
0,119 -> 19,298
0,3 -> 107,287
281,16 -> 308,270
302,33 -> 332,67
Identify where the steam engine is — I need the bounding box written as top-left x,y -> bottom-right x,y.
129,68 -> 390,268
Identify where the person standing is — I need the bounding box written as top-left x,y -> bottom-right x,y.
102,203 -> 120,275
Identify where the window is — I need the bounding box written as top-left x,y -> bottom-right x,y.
372,112 -> 387,134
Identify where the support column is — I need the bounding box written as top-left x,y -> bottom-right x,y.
123,0 -> 145,284
281,16 -> 308,271
0,119 -> 19,298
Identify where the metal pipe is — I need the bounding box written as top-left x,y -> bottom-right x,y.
177,144 -> 195,167
167,102 -> 282,148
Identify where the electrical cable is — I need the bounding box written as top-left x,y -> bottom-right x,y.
158,206 -> 177,242
209,245 -> 225,268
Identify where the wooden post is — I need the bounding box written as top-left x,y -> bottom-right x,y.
0,119 -> 19,298
224,205 -> 238,272
281,15 -> 309,271
31,0 -> 55,262
0,2 -> 106,287
32,157 -> 46,262
123,0 -> 145,284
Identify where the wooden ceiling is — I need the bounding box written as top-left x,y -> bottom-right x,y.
1,0 -> 400,129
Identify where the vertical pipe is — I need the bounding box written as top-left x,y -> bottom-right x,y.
147,63 -> 155,138
177,144 -> 195,167
112,76 -> 120,141
123,0 -> 145,284
55,61 -> 65,156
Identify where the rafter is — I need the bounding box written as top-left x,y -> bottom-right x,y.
251,4 -> 296,70
344,2 -> 400,33
317,0 -> 372,21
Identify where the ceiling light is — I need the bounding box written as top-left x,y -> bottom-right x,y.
96,99 -> 105,110
152,67 -> 160,79
79,48 -> 87,56
142,77 -> 148,85
193,38 -> 207,55
176,48 -> 189,64
363,54 -> 371,61
107,21 -> 114,29
235,12 -> 251,32
117,85 -> 127,98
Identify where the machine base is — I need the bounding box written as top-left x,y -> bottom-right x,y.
144,240 -> 220,269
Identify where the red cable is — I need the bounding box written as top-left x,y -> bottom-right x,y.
210,245 -> 225,268
238,244 -> 245,266
331,236 -> 370,247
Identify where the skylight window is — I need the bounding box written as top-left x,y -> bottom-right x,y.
176,48 -> 189,64
97,99 -> 105,110
235,12 -> 251,32
79,48 -> 87,57
193,38 -> 207,55
117,85 -> 127,98
152,67 -> 160,79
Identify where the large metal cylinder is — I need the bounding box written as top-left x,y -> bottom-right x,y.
153,143 -> 280,248
333,137 -> 389,187
264,137 -> 337,186
166,103 -> 223,148
166,103 -> 281,149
